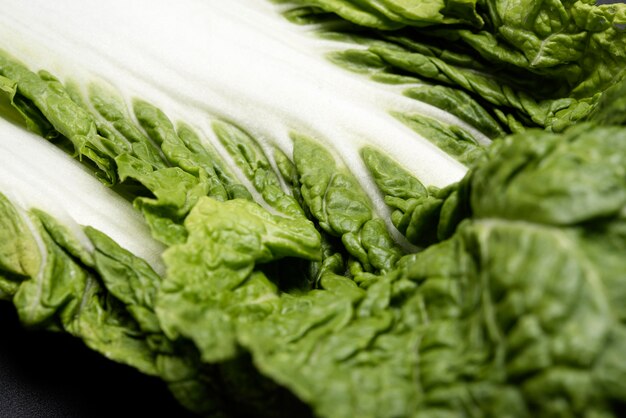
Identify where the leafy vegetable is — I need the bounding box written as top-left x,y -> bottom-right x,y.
1,0 -> 626,417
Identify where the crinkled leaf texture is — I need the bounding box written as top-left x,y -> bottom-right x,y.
1,0 -> 626,417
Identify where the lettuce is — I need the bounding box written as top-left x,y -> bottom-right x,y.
1,0 -> 626,417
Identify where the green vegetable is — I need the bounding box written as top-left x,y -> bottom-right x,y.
1,0 -> 626,417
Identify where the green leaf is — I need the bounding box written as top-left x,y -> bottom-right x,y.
0,52 -> 118,183
0,193 -> 42,292
213,120 -> 305,217
157,197 -> 321,362
293,134 -> 403,273
470,124 -> 626,225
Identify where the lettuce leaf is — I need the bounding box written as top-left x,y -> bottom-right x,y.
1,1 -> 626,417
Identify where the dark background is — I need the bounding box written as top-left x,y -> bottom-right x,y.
0,302 -> 195,417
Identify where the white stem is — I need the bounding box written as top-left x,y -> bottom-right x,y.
0,0 -> 475,244
0,118 -> 165,273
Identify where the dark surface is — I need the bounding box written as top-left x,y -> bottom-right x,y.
0,302 -> 195,418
